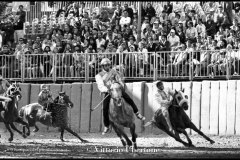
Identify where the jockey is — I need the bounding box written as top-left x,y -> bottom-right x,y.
155,80 -> 175,134
38,84 -> 54,110
0,75 -> 12,102
95,58 -> 146,135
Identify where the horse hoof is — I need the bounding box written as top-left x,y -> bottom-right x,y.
81,139 -> 89,143
134,143 -> 137,150
26,132 -> 30,136
189,144 -> 195,147
210,140 -> 215,144
8,138 -> 13,142
60,139 -> 65,142
33,129 -> 39,132
22,134 -> 27,138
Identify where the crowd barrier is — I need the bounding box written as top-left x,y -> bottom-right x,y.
0,80 -> 239,136
2,50 -> 240,82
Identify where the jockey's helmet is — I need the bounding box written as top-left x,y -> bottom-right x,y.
100,58 -> 111,66
156,80 -> 163,87
41,84 -> 49,90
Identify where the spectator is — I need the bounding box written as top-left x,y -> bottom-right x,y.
145,3 -> 156,21
123,3 -> 134,22
205,14 -> 216,38
194,45 -> 211,76
167,29 -> 180,51
185,21 -> 198,43
14,5 -> 26,44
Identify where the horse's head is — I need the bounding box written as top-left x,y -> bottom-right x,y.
110,82 -> 123,107
6,82 -> 22,101
172,89 -> 189,110
56,91 -> 73,108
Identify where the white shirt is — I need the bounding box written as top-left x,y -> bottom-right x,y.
196,23 -> 206,38
119,17 -> 131,27
168,35 -> 180,47
96,38 -> 106,49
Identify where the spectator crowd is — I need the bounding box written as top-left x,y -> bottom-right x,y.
0,1 -> 240,79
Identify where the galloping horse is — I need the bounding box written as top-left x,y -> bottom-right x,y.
109,82 -> 138,150
145,89 -> 215,147
0,82 -> 30,142
19,91 -> 88,143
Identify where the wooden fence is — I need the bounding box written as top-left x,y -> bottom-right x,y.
0,80 -> 239,136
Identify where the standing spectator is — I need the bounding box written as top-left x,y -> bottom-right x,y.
145,3 -> 156,21
119,11 -> 131,28
167,29 -> 180,51
14,5 -> 26,44
165,2 -> 173,15
123,3 -> 134,22
185,21 -> 198,43
196,19 -> 206,38
205,14 -> 216,38
111,3 -> 122,24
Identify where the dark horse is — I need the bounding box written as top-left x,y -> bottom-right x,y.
144,89 -> 215,147
109,82 -> 138,151
19,91 -> 88,142
0,83 -> 30,142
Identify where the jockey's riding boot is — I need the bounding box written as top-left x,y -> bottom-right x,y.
136,112 -> 146,121
102,126 -> 110,135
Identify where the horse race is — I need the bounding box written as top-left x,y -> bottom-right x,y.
0,1 -> 240,159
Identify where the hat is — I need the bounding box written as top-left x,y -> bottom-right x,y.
154,21 -> 159,24
170,29 -> 175,33
100,58 -> 111,65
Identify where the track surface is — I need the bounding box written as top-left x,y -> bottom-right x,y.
0,130 -> 240,159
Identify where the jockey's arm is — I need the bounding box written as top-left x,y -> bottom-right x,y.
95,74 -> 109,93
155,93 -> 171,106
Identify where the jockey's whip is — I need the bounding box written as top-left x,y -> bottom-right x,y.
90,94 -> 110,112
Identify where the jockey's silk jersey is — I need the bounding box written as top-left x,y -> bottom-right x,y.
38,90 -> 53,108
95,68 -> 124,93
155,87 -> 175,109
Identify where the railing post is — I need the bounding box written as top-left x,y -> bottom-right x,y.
52,53 -> 56,83
153,52 -> 157,81
85,53 -> 89,82
21,54 -> 25,83
189,51 -> 193,81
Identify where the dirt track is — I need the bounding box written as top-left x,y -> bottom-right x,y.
0,130 -> 240,159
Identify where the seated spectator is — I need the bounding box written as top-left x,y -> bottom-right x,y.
207,50 -> 220,77
186,21 -> 198,43
194,45 -> 211,76
205,14 -> 216,38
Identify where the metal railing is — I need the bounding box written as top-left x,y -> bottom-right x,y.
2,50 -> 240,82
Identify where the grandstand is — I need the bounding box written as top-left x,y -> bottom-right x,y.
0,1 -> 239,83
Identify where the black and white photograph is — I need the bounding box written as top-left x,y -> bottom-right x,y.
0,1 -> 239,159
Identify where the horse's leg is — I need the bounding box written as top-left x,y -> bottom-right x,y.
64,127 -> 88,143
60,127 -> 65,142
116,125 -> 132,147
129,123 -> 138,150
176,128 -> 195,147
4,123 -> 14,142
15,117 -> 30,136
33,125 -> 39,132
162,127 -> 189,147
188,122 -> 215,144
9,123 -> 27,138
110,122 -> 126,147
